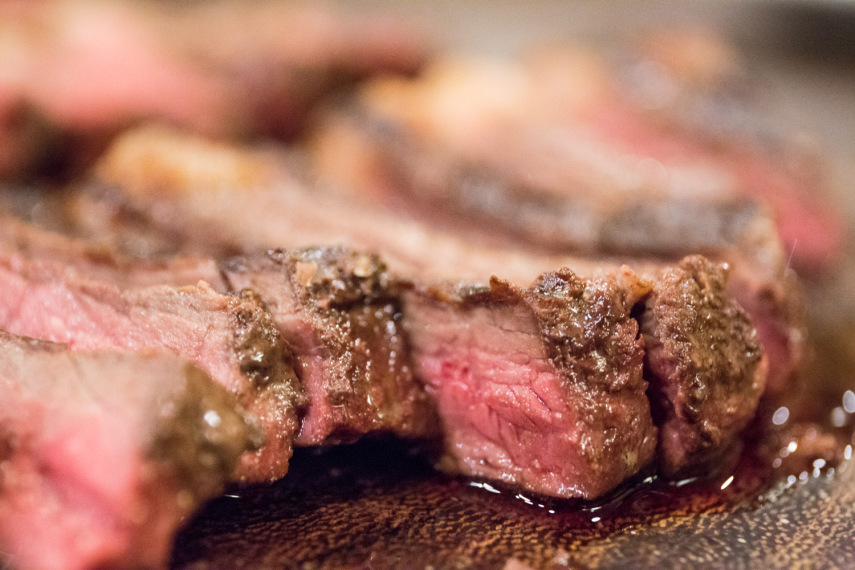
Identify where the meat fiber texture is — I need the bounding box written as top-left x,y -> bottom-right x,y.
0,0 -> 427,180
84,127 -> 768,495
0,332 -> 254,570
405,268 -> 657,498
0,240 -> 303,483
0,214 -> 438,453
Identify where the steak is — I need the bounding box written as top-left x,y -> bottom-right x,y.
0,331 -> 255,570
0,248 -> 302,483
405,268 -> 657,498
221,248 -> 438,445
83,127 -> 767,493
407,255 -> 764,489
637,256 -> 766,477
0,214 -> 437,450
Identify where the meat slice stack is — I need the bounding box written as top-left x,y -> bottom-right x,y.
0,331 -> 255,570
0,237 -> 303,483
0,14 -> 830,568
69,126 -> 768,495
0,214 -> 438,470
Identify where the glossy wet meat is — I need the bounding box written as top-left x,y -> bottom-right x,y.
0,215 -> 437,452
221,247 -> 439,445
83,126 -> 769,487
0,332 -> 254,570
640,256 -> 766,476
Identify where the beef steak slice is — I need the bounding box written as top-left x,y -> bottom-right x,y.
0,214 -> 437,450
639,255 -> 766,477
0,249 -> 302,483
80,127 -> 768,494
404,267 -> 658,499
0,332 -> 254,570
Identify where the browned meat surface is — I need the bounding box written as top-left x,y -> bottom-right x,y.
222,248 -> 438,446
310,105 -> 804,396
639,256 -> 766,477
0,248 -> 302,483
0,0 -> 426,180
83,127 -> 768,490
0,331 -> 254,570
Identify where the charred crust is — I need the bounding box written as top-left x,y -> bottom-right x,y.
287,247 -> 437,438
598,199 -> 763,257
288,247 -> 393,308
232,289 -> 304,408
224,246 -> 436,440
527,269 -> 642,392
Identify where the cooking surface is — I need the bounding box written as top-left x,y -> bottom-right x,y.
169,437 -> 855,568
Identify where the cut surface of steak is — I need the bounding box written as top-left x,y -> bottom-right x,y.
0,214 -> 437,448
89,125 -> 795,390
221,247 -> 438,445
86,127 -> 770,487
0,250 -> 302,483
404,268 -> 658,499
0,332 -> 254,570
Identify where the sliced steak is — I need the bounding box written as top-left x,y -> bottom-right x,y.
0,250 -> 302,483
0,331 -> 255,570
310,103 -> 804,396
221,248 -> 438,445
404,267 -> 657,499
86,127 -> 767,491
0,213 -> 437,449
